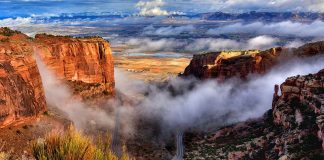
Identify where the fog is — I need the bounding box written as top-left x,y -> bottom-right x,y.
143,25 -> 195,36
35,43 -> 324,137
135,56 -> 324,132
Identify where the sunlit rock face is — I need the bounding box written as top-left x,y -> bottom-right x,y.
0,28 -> 116,127
0,28 -> 46,128
183,48 -> 282,80
185,69 -> 324,159
183,41 -> 324,80
34,34 -> 115,95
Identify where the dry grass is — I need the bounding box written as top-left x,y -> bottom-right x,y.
0,140 -> 11,160
32,126 -> 132,160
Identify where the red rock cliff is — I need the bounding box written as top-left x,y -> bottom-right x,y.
183,41 -> 324,80
0,28 -> 46,128
34,34 -> 115,95
183,48 -> 282,80
0,28 -> 116,128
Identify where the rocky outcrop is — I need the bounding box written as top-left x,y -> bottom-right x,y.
185,69 -> 324,159
183,41 -> 324,80
0,28 -> 46,128
183,48 -> 282,80
34,34 -> 115,95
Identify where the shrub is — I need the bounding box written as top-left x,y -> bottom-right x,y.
32,126 -> 131,160
0,27 -> 21,36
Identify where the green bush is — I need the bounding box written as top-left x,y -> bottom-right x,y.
32,126 -> 132,160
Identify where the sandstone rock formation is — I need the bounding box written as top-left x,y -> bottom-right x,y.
0,27 -> 115,128
182,41 -> 324,80
0,28 -> 46,128
35,34 -> 115,95
185,69 -> 324,159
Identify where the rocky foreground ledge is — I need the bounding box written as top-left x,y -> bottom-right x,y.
185,69 -> 324,159
0,28 -> 115,128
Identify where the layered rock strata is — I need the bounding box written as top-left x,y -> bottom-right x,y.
183,41 -> 324,80
0,28 -> 46,128
0,28 -> 115,128
35,34 -> 115,95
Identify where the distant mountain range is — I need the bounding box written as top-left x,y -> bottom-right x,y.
2,11 -> 322,26
28,11 -> 324,23
192,11 -> 324,22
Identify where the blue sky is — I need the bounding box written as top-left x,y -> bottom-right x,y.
1,0 -> 324,19
0,0 -> 212,18
0,1 -> 137,18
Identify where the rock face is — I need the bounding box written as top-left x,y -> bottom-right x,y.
185,69 -> 324,159
183,48 -> 282,80
35,34 -> 115,95
183,41 -> 324,80
0,28 -> 46,128
0,28 -> 115,128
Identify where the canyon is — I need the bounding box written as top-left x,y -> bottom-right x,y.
0,27 -> 323,159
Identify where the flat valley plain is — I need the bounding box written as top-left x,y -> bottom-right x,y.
113,55 -> 191,82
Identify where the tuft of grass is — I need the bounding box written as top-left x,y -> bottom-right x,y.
32,126 -> 132,160
0,140 -> 14,160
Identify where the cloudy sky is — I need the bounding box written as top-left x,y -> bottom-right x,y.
1,0 -> 324,18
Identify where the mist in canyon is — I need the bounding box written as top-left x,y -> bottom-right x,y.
34,50 -> 136,137
35,45 -> 324,134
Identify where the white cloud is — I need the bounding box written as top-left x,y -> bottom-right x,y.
186,36 -> 279,51
207,21 -> 324,38
124,36 -> 279,53
143,25 -> 195,36
124,38 -> 185,53
135,0 -> 184,16
136,0 -> 169,16
247,36 -> 279,49
0,17 -> 33,27
184,38 -> 241,51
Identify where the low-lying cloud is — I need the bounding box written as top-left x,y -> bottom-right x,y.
207,21 -> 324,38
0,17 -> 33,27
137,56 -> 324,132
143,25 -> 195,36
124,36 -> 279,53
